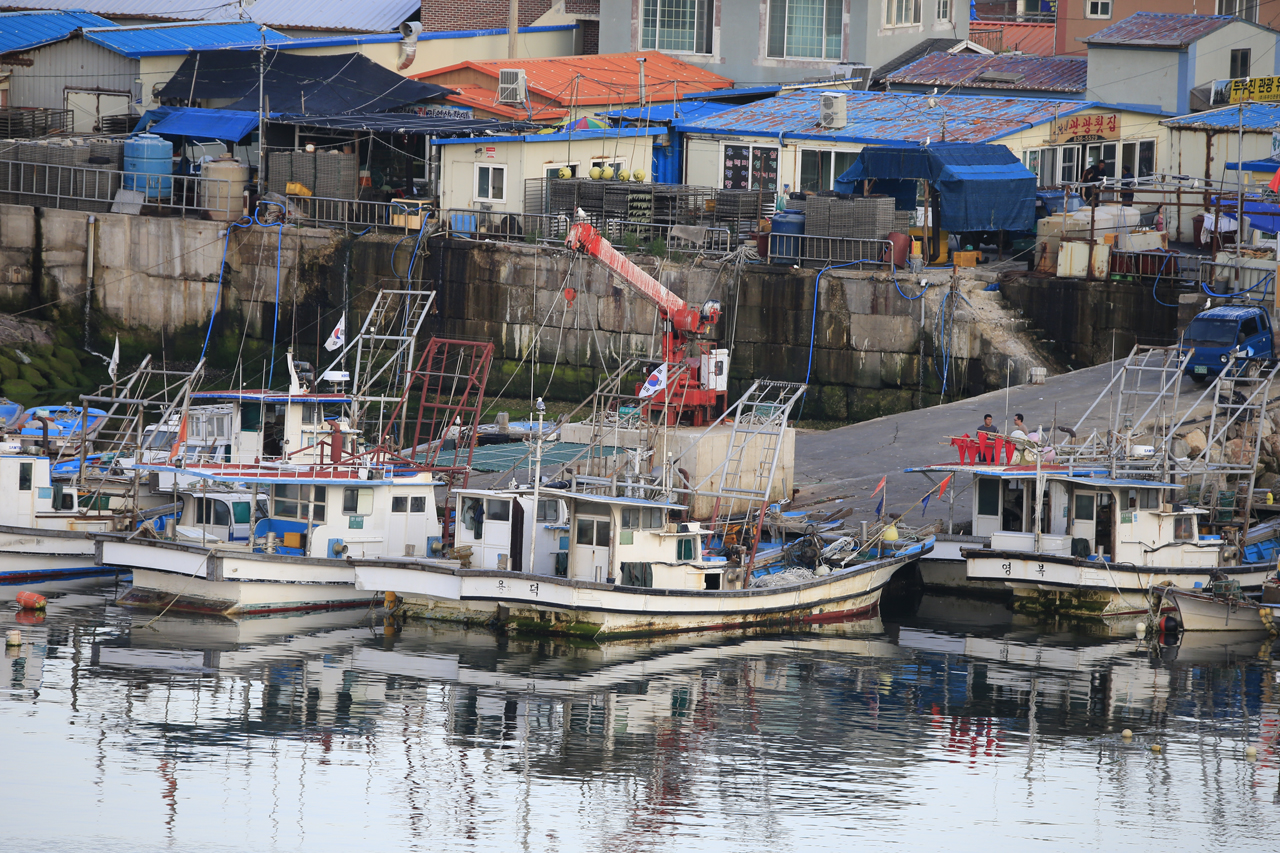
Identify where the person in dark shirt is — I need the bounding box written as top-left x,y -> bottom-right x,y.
1081,160 -> 1108,204
1121,165 -> 1135,206
977,414 -> 997,433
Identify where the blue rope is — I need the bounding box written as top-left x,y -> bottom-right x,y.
796,259 -> 879,421
1150,255 -> 1179,307
1201,271 -> 1273,299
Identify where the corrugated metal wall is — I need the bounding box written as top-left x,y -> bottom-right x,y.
7,39 -> 138,130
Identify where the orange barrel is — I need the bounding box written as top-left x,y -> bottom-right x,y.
15,591 -> 46,610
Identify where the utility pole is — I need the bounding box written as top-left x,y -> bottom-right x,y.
257,26 -> 267,196
507,0 -> 519,59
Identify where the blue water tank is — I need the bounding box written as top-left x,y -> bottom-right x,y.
123,133 -> 173,200
1038,191 -> 1082,216
770,212 -> 805,265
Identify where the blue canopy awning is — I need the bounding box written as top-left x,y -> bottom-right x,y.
137,107 -> 264,143
835,142 -> 1036,233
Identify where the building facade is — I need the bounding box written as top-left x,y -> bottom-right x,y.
596,0 -> 970,85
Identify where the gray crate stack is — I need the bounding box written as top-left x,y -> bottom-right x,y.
0,140 -> 15,205
894,209 -> 912,235
267,152 -> 291,196
85,139 -> 122,212
291,151 -> 316,196
17,142 -> 47,206
45,142 -> 77,205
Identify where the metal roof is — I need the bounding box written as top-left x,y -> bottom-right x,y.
872,37 -> 967,81
968,21 -> 1056,56
444,84 -> 570,121
601,100 -> 735,122
684,84 -> 782,100
82,21 -> 289,57
271,112 -> 539,137
885,53 -> 1087,94
1081,12 -> 1235,47
433,126 -> 664,144
414,51 -> 733,106
675,90 -> 1097,145
0,0 -> 419,32
0,9 -> 115,54
1162,101 -> 1280,131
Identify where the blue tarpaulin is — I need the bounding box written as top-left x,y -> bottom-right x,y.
835,142 -> 1036,233
137,106 -> 264,142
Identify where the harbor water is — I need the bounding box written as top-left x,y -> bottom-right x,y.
3,579 -> 1279,851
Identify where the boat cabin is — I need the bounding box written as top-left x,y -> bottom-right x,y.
951,466 -> 1217,567
170,490 -> 266,543
183,390 -> 356,465
0,447 -> 113,531
454,488 -> 734,590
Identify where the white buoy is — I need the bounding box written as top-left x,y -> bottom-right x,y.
1121,729 -> 1133,739
1135,622 -> 1147,638
5,629 -> 20,647
1246,746 -> 1258,760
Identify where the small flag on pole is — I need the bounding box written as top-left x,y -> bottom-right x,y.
938,474 -> 953,497
107,335 -> 119,381
875,495 -> 884,518
324,314 -> 346,352
638,363 -> 668,398
871,475 -> 886,497
921,493 -> 931,516
1269,169 -> 1280,193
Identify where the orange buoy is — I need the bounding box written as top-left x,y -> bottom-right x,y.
15,591 -> 46,610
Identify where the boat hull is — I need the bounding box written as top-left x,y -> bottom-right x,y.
966,548 -> 1274,619
1165,587 -> 1276,632
0,525 -> 116,582
100,537 -> 379,616
355,550 -> 924,639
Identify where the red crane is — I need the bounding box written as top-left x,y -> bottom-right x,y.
566,221 -> 727,425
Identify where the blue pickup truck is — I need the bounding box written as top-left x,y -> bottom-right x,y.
1180,305 -> 1275,382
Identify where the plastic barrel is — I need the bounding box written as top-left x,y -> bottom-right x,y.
770,212 -> 805,265
123,133 -> 173,200
200,155 -> 249,221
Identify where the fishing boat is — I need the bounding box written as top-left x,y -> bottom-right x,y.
909,345 -> 1280,619
14,405 -> 108,452
0,398 -> 24,429
1158,578 -> 1280,633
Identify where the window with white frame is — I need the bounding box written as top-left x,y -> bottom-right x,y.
936,0 -> 950,21
591,157 -> 627,176
798,149 -> 857,192
545,162 -> 579,179
1085,0 -> 1111,18
474,163 -> 505,201
641,0 -> 712,54
1218,0 -> 1259,22
886,0 -> 922,26
768,0 -> 843,59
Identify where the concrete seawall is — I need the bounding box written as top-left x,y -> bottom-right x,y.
0,202 -> 1058,422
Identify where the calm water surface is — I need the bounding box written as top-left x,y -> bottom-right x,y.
4,578 -> 1280,852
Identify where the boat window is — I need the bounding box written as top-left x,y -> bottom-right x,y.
232,501 -> 251,524
145,429 -> 176,450
274,484 -> 300,518
411,496 -> 427,513
1074,493 -> 1095,521
486,499 -> 511,521
303,403 -> 319,425
677,537 -> 696,560
642,507 -> 664,529
1174,516 -> 1193,540
621,508 -> 640,530
193,498 -> 231,527
392,496 -> 408,513
536,499 -> 559,522
1139,489 -> 1161,510
576,517 -> 610,546
18,462 -> 31,491
977,478 -> 999,516
241,402 -> 262,432
311,486 -> 326,522
343,487 -> 374,516
461,497 -> 484,537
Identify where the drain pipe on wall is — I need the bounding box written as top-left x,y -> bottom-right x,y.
83,215 -> 96,351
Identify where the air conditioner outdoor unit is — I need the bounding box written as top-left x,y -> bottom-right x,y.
819,92 -> 847,129
498,69 -> 527,105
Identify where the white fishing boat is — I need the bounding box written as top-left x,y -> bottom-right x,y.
1159,580 -> 1280,632
910,345 -> 1280,619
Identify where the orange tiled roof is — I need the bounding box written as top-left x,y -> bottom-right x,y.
968,22 -> 1056,57
444,84 -> 569,121
414,51 -> 733,106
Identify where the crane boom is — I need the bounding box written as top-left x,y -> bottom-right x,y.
566,221 -> 713,334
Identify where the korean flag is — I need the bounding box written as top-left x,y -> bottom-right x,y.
638,363 -> 668,398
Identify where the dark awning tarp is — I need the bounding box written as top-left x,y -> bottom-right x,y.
137,106 -> 263,143
158,50 -> 453,115
835,142 -> 1036,233
271,113 -> 538,138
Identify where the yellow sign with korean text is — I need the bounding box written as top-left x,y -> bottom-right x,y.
1226,77 -> 1280,104
1051,113 -> 1120,144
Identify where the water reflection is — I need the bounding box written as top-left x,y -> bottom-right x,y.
4,582 -> 1280,851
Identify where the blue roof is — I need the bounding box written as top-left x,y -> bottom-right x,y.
82,21 -> 289,58
1163,102 -> 1280,131
684,84 -> 783,99
675,89 -> 1103,145
0,10 -> 115,54
1196,305 -> 1267,320
434,127 -> 665,145
600,100 -> 735,122
1226,159 -> 1280,172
